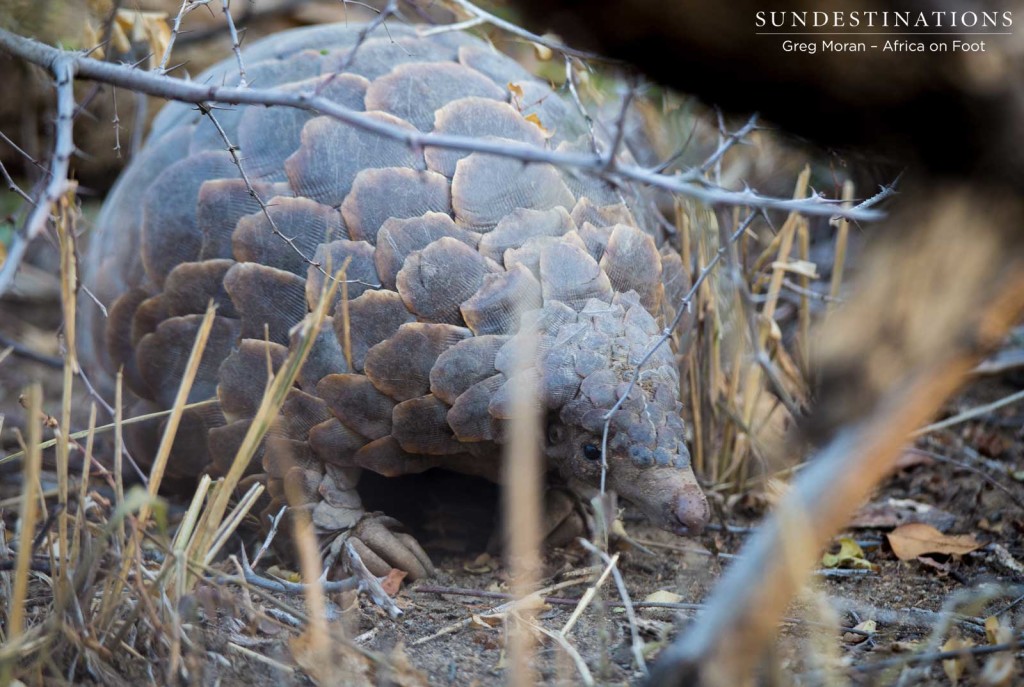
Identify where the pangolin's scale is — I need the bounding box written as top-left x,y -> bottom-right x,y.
82,23 -> 694,551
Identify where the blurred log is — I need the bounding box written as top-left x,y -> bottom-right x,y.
512,0 -> 1024,186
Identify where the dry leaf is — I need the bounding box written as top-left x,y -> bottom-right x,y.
82,22 -> 102,59
471,613 -> 505,629
524,113 -> 554,139
508,82 -> 524,107
380,568 -> 407,596
644,590 -> 684,604
942,636 -> 975,686
115,10 -> 170,70
382,644 -> 430,687
463,552 -> 496,574
843,619 -> 876,644
822,537 -> 875,570
979,616 -> 1016,685
887,523 -> 982,560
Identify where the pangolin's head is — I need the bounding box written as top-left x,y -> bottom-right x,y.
493,291 -> 709,536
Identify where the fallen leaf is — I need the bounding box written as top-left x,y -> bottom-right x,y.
843,619 -> 876,644
887,523 -> 982,561
380,568 -> 407,596
986,617 -> 1003,645
464,553 -> 496,574
508,82 -> 524,107
531,41 -> 553,60
942,636 -> 975,686
524,113 -> 554,139
291,628 -> 372,687
471,613 -> 504,629
644,590 -> 683,604
917,554 -> 953,575
822,537 -> 875,570
980,616 -> 1017,685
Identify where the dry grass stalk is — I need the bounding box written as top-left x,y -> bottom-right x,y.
503,314 -> 543,687
561,552 -> 620,635
828,180 -> 855,314
736,167 -> 810,458
54,189 -> 77,597
189,263 -> 345,570
796,217 -> 811,375
70,404 -> 97,569
0,399 -> 218,467
291,504 -> 331,658
113,372 -> 126,546
7,385 -> 43,646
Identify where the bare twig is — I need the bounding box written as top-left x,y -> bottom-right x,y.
0,57 -> 76,294
220,0 -> 248,86
0,29 -> 882,297
0,159 -> 34,204
445,0 -> 603,60
0,333 -> 62,368
237,546 -> 360,594
579,538 -> 647,675
913,387 -> 1024,437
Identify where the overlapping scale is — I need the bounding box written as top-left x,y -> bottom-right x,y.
198,179 -> 291,261
141,151 -> 240,287
341,168 -> 451,244
363,322 -> 472,401
396,237 -> 500,325
341,290 -> 415,372
223,262 -> 308,344
232,196 -> 345,276
134,315 -> 240,406
237,73 -> 369,182
451,149 -> 575,230
285,112 -> 421,207
365,62 -> 506,132
374,213 -> 479,290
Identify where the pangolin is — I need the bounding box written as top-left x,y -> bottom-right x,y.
79,21 -> 709,579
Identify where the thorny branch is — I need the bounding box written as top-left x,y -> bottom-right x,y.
195,102 -> 377,289
0,27 -> 885,294
0,56 -> 76,295
220,0 -> 248,87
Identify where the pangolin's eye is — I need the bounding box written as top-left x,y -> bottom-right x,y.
582,443 -> 602,461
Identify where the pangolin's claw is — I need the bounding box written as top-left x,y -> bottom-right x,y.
346,514 -> 435,581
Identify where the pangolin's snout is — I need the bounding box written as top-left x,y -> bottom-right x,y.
672,483 -> 709,536
610,462 -> 709,537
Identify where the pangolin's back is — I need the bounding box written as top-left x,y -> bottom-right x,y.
80,22 -> 700,537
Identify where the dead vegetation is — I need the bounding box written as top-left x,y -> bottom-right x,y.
0,1 -> 1022,686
